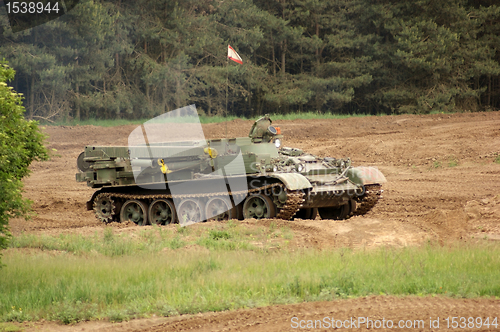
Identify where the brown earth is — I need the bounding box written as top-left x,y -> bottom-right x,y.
8,111 -> 500,331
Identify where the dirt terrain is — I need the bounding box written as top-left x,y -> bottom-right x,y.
9,111 -> 500,331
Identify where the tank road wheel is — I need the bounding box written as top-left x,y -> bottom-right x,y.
205,197 -> 235,221
120,200 -> 148,226
93,194 -> 116,223
177,199 -> 204,225
149,199 -> 177,225
243,194 -> 276,219
293,208 -> 318,220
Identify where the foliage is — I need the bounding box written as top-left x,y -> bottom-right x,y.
0,61 -> 48,266
0,0 -> 499,119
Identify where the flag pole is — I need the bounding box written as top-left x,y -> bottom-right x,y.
225,44 -> 242,138
225,49 -> 229,138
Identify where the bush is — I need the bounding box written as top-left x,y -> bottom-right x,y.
0,61 -> 48,266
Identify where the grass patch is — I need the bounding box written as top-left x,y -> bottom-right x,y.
209,229 -> 232,240
494,154 -> 500,164
9,228 -> 168,257
431,160 -> 442,169
260,112 -> 384,121
1,240 -> 499,323
0,323 -> 21,332
9,223 -> 290,256
44,112 -> 387,127
448,157 -> 459,167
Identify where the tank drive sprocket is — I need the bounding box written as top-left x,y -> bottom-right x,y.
93,193 -> 116,223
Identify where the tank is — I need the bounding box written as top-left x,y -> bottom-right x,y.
76,112 -> 386,225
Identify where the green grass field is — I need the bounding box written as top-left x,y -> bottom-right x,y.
46,112 -> 388,127
42,109 -> 467,127
1,225 -> 499,324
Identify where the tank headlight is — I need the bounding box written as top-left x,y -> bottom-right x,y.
295,163 -> 304,172
274,138 -> 281,148
273,165 -> 278,172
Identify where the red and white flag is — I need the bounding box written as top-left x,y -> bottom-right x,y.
227,45 -> 243,64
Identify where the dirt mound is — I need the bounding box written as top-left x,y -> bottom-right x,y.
464,195 -> 500,239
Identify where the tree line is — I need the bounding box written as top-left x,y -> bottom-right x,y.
0,0 -> 499,122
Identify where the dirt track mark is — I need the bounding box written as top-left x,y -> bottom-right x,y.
19,296 -> 500,332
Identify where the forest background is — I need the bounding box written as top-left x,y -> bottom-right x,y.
0,0 -> 499,122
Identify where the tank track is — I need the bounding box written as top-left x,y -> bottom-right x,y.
276,190 -> 305,220
93,183 -> 304,223
353,184 -> 382,216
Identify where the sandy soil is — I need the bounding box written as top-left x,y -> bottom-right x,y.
8,111 -> 500,331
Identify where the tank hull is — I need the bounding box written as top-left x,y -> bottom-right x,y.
76,115 -> 386,225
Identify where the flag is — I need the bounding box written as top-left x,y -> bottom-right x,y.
227,45 -> 243,64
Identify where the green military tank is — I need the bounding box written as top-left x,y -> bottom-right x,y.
76,108 -> 386,225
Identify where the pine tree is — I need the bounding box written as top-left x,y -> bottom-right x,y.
367,0 -> 500,113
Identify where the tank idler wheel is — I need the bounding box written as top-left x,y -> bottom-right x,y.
243,194 -> 276,219
205,197 -> 236,221
93,194 -> 116,223
120,199 -> 148,226
149,199 -> 177,225
177,198 -> 204,226
293,208 -> 318,220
